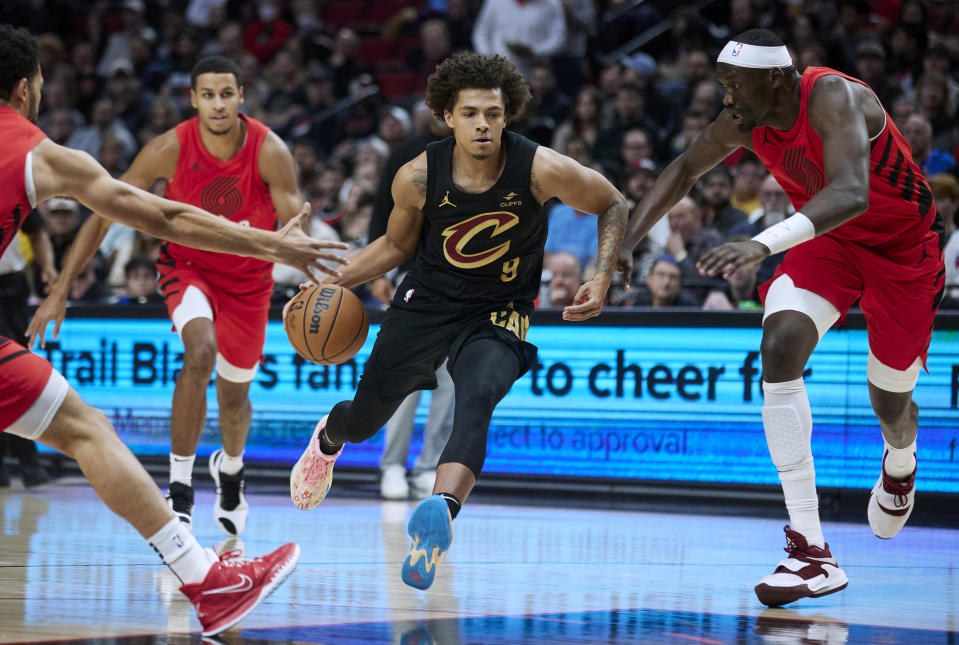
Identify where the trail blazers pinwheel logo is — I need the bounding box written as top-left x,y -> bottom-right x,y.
441,211 -> 519,269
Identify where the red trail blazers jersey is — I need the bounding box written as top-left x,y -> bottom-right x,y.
751,67 -> 941,252
162,114 -> 277,276
0,106 -> 47,258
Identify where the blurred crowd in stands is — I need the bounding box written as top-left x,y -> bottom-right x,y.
1,0 -> 958,312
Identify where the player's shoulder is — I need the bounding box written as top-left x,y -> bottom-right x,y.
393,152 -> 428,204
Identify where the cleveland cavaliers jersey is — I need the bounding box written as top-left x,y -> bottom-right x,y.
0,106 -> 47,258
162,115 -> 277,276
393,130 -> 546,312
752,67 -> 941,251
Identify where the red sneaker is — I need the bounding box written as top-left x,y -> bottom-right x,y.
180,542 -> 300,636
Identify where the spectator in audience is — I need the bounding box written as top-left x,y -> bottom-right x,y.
115,256 -> 162,304
407,19 -> 455,94
67,97 -> 137,162
40,198 -> 83,273
544,201 -> 598,269
688,79 -> 724,119
242,0 -> 293,65
328,28 -> 367,99
902,114 -> 955,177
562,136 -> 604,174
97,0 -> 157,78
665,110 -> 709,162
377,106 -> 412,154
633,255 -> 698,308
934,173 -> 959,308
891,94 -> 918,128
614,127 -> 655,184
594,83 -> 660,178
855,40 -> 901,109
311,162 -> 348,231
37,79 -> 84,133
702,237 -> 763,311
658,49 -> 712,116
912,72 -> 956,151
554,0 -> 595,97
728,174 -> 792,286
662,196 -> 724,298
340,181 -> 376,247
99,135 -> 130,178
44,108 -> 79,145
526,59 -> 572,135
291,137 -> 321,197
542,251 -> 582,308
551,85 -> 604,156
472,0 -> 566,79
730,156 -> 764,216
138,97 -> 180,145
696,166 -> 748,236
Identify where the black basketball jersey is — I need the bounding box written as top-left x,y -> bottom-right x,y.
393,130 -> 546,313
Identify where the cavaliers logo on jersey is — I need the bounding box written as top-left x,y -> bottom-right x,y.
441,211 -> 519,269
201,176 -> 244,217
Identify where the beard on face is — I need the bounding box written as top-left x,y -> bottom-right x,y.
27,82 -> 40,122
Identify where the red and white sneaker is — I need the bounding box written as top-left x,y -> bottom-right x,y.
754,526 -> 848,607
180,542 -> 300,636
867,450 -> 916,539
290,415 -> 342,510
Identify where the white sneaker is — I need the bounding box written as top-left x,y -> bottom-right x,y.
754,526 -> 848,607
209,449 -> 248,536
868,450 -> 916,539
409,469 -> 436,499
290,415 -> 341,510
380,465 -> 410,500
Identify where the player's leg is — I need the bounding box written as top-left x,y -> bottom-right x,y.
165,283 -> 219,531
380,391 -> 420,500
754,273 -> 849,607
291,307 -> 446,509
859,245 -> 941,538
402,338 -> 520,590
410,361 -> 455,499
4,351 -> 299,636
206,280 -> 270,537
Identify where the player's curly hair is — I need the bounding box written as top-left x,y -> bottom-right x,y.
0,25 -> 39,101
425,52 -> 532,119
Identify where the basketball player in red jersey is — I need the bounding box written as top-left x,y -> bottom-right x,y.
0,26 -> 347,635
29,56 -> 312,541
618,29 -> 943,607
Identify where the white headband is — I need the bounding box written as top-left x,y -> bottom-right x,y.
717,41 -> 792,68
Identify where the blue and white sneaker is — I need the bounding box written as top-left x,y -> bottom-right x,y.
401,495 -> 453,590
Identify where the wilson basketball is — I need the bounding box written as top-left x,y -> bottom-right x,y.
284,284 -> 369,365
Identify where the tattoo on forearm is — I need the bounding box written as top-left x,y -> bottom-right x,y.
412,167 -> 427,198
595,200 -> 628,276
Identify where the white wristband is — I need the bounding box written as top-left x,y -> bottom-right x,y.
751,212 -> 815,255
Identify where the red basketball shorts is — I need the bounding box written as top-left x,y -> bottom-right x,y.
0,339 -> 69,438
157,263 -> 273,382
759,231 -> 944,370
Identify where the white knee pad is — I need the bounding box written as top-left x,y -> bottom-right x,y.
763,274 -> 840,340
762,405 -> 813,477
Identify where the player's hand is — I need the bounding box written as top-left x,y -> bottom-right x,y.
697,240 -> 769,279
39,266 -> 58,294
615,247 -> 633,291
562,274 -> 611,322
25,291 -> 68,349
275,205 -> 349,277
370,276 -> 394,305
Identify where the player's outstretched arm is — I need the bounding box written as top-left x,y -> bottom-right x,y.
697,78 -> 871,279
30,140 -> 347,278
318,155 -> 427,290
530,147 -> 628,321
620,113 -> 748,285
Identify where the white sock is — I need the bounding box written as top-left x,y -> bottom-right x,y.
884,438 -> 917,479
763,378 -> 825,548
148,516 -> 215,584
219,450 -> 244,475
170,453 -> 195,486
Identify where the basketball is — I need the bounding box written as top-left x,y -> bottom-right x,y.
283,284 -> 369,365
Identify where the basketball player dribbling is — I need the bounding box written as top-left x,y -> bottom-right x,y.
0,26 -> 347,635
286,52 -> 628,590
618,29 -> 943,606
29,56 -> 316,542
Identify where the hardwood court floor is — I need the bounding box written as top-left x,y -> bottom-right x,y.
0,481 -> 956,644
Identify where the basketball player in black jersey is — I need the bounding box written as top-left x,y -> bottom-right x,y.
287,52 -> 628,590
